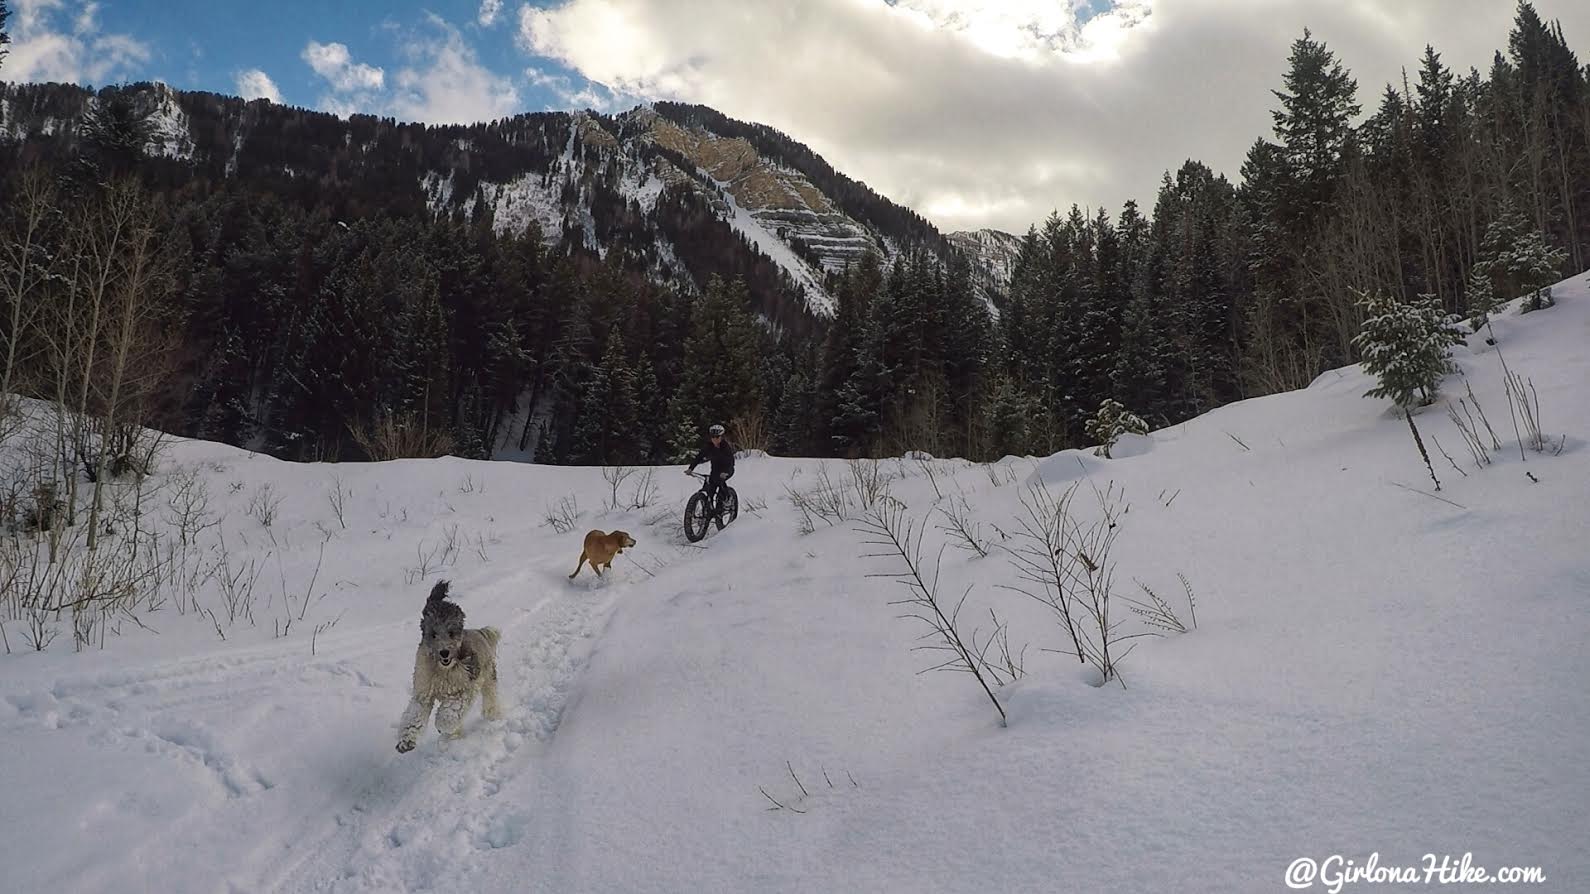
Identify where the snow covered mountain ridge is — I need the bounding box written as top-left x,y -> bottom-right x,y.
948,228 -> 1023,312
0,83 -> 1010,324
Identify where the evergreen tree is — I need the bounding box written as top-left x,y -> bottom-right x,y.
938,253 -> 992,451
665,276 -> 762,458
598,330 -> 642,464
80,86 -> 155,179
1463,267 -> 1499,330
1000,230 -> 1045,388
1413,46 -> 1458,168
631,352 -> 665,462
831,314 -> 888,457
454,385 -> 488,459
1352,291 -> 1464,408
1112,283 -> 1169,420
567,363 -> 609,465
396,271 -> 451,438
1473,201 -> 1569,312
815,254 -> 882,448
1509,229 -> 1568,312
1272,29 -> 1361,219
539,275 -> 596,463
983,372 -> 1035,460
1084,399 -> 1149,458
534,415 -> 562,465
772,369 -> 816,456
1352,291 -> 1464,490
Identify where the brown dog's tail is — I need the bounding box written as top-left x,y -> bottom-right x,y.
427,580 -> 452,605
479,626 -> 501,649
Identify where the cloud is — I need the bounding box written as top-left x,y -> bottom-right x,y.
390,16 -> 520,124
525,64 -> 629,112
236,68 -> 282,104
4,0 -> 151,84
515,0 -> 1590,234
885,0 -> 1151,62
302,18 -> 519,125
302,40 -> 386,92
478,0 -> 504,28
302,39 -> 389,118
72,1 -> 97,35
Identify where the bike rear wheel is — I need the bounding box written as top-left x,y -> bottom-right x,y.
684,492 -> 712,542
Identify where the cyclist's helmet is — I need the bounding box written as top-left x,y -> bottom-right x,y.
708,424 -> 725,437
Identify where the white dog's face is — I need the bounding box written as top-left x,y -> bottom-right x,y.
421,603 -> 466,669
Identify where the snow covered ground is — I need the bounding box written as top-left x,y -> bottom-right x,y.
4,276 -> 1589,893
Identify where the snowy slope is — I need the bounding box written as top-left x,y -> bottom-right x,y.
715,180 -> 837,317
4,276 -> 1589,892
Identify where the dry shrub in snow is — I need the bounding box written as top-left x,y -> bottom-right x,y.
935,494 -> 989,558
1001,479 -> 1141,686
247,483 -> 283,527
784,460 -> 899,534
758,761 -> 861,814
860,500 -> 1009,727
601,466 -> 635,513
1124,574 -> 1199,635
627,468 -> 660,510
349,411 -> 454,460
326,476 -> 350,529
542,494 -> 580,534
730,410 -> 770,454
847,459 -> 894,510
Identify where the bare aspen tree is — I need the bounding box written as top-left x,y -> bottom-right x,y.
82,182 -> 174,549
0,170 -> 60,426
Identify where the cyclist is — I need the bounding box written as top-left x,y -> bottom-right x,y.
684,423 -> 736,513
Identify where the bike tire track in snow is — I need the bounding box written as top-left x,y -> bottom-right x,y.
264,563 -> 629,893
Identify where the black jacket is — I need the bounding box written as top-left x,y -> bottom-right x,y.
688,439 -> 736,476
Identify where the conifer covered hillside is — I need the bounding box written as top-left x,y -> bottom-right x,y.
2,5 -> 1588,467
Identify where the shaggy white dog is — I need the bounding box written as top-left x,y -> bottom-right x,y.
396,581 -> 502,753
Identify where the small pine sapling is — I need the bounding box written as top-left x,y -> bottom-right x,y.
1352,291 -> 1465,491
1085,399 -> 1148,459
1464,268 -> 1500,333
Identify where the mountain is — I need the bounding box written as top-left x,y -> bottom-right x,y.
0,83 -> 1009,330
947,229 -> 1022,314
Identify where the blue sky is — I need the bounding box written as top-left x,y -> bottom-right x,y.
4,0 -> 616,120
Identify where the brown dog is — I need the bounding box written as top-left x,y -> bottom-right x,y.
569,529 -> 637,579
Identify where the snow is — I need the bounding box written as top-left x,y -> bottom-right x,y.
4,275 -> 1589,891
623,170 -> 666,213
224,126 -> 246,178
421,170 -> 456,214
715,181 -> 836,317
146,86 -> 195,162
476,175 -> 565,243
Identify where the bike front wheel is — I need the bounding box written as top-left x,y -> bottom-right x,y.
684,492 -> 712,543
